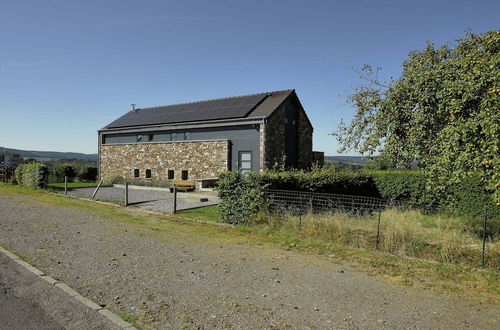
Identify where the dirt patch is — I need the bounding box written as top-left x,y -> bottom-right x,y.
0,192 -> 498,329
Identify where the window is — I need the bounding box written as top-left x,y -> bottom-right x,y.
238,151 -> 252,173
145,169 -> 152,179
168,170 -> 174,180
137,134 -> 143,142
171,132 -> 176,141
148,134 -> 154,142
181,170 -> 188,180
133,169 -> 140,178
184,132 -> 191,140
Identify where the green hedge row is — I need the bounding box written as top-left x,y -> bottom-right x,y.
216,169 -> 497,222
216,171 -> 267,225
14,163 -> 49,189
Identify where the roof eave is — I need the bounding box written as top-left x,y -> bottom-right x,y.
98,116 -> 266,133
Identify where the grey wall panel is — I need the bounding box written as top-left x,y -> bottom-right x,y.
101,125 -> 261,173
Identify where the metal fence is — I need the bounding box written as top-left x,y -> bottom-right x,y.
264,189 -> 497,266
265,189 -> 402,217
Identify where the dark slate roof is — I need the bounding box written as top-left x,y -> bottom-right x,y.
104,89 -> 294,129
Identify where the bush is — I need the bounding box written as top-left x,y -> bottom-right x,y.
444,173 -> 499,218
77,166 -> 98,182
52,163 -> 76,182
14,163 -> 48,189
261,168 -> 379,196
216,171 -> 267,225
259,168 -> 497,218
368,171 -> 428,205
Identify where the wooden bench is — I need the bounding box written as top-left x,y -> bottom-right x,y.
169,179 -> 196,192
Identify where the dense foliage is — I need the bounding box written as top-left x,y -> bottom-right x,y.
216,168 -> 497,221
14,163 -> 48,189
52,162 -> 77,182
216,171 -> 267,225
77,166 -> 98,182
337,30 -> 500,204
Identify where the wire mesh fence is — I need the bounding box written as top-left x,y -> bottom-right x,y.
263,189 -> 497,267
265,189 -> 405,217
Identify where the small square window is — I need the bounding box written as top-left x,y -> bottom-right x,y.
168,170 -> 174,180
181,170 -> 188,180
184,132 -> 191,140
133,169 -> 140,178
171,133 -> 176,141
145,169 -> 152,179
137,135 -> 143,142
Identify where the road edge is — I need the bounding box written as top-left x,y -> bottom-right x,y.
0,245 -> 136,329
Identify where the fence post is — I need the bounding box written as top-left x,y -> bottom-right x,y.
376,209 -> 382,250
124,182 -> 129,207
171,186 -> 177,214
481,211 -> 487,267
64,176 -> 67,195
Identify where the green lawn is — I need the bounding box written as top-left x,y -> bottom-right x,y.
178,205 -> 219,222
48,182 -> 99,189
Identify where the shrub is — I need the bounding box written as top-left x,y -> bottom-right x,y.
216,171 -> 267,225
77,166 -> 98,182
368,171 -> 428,205
14,163 -> 48,189
260,168 -> 379,196
444,173 -> 499,218
53,163 -> 76,182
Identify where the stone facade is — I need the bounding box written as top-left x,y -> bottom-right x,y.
263,105 -> 286,169
261,101 -> 313,170
99,140 -> 229,182
297,108 -> 313,169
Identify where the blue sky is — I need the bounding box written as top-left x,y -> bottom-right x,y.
0,0 -> 498,155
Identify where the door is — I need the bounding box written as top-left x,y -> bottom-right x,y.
238,151 -> 252,173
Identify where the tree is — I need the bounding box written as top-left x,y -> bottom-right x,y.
336,31 -> 500,205
77,166 -> 98,182
53,162 -> 76,182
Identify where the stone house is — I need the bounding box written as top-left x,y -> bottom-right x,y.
98,89 -> 314,186
0,150 -> 23,168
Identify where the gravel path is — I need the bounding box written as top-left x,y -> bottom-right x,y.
0,192 -> 499,329
66,186 -> 219,212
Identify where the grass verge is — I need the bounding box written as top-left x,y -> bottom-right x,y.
178,205 -> 219,222
48,182 -> 100,189
0,183 -> 498,306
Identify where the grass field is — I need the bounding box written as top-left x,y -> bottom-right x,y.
178,205 -> 219,222
48,182 -> 99,189
0,183 -> 498,305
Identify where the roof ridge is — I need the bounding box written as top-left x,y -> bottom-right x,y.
136,89 -> 294,111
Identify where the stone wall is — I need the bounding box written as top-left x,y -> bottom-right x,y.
263,105 -> 285,169
99,140 -> 229,182
297,108 -> 313,169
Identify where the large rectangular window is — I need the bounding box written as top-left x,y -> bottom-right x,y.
133,169 -> 140,178
145,169 -> 152,179
181,170 -> 188,180
168,170 -> 174,179
238,151 -> 252,173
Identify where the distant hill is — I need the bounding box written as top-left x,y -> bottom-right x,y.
0,146 -> 97,161
324,155 -> 369,164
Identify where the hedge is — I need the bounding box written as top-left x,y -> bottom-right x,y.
14,163 -> 48,189
216,169 -> 497,222
216,171 -> 267,225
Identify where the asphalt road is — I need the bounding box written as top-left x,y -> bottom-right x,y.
0,252 -> 119,330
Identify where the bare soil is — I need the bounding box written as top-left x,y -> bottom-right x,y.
0,192 -> 498,329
